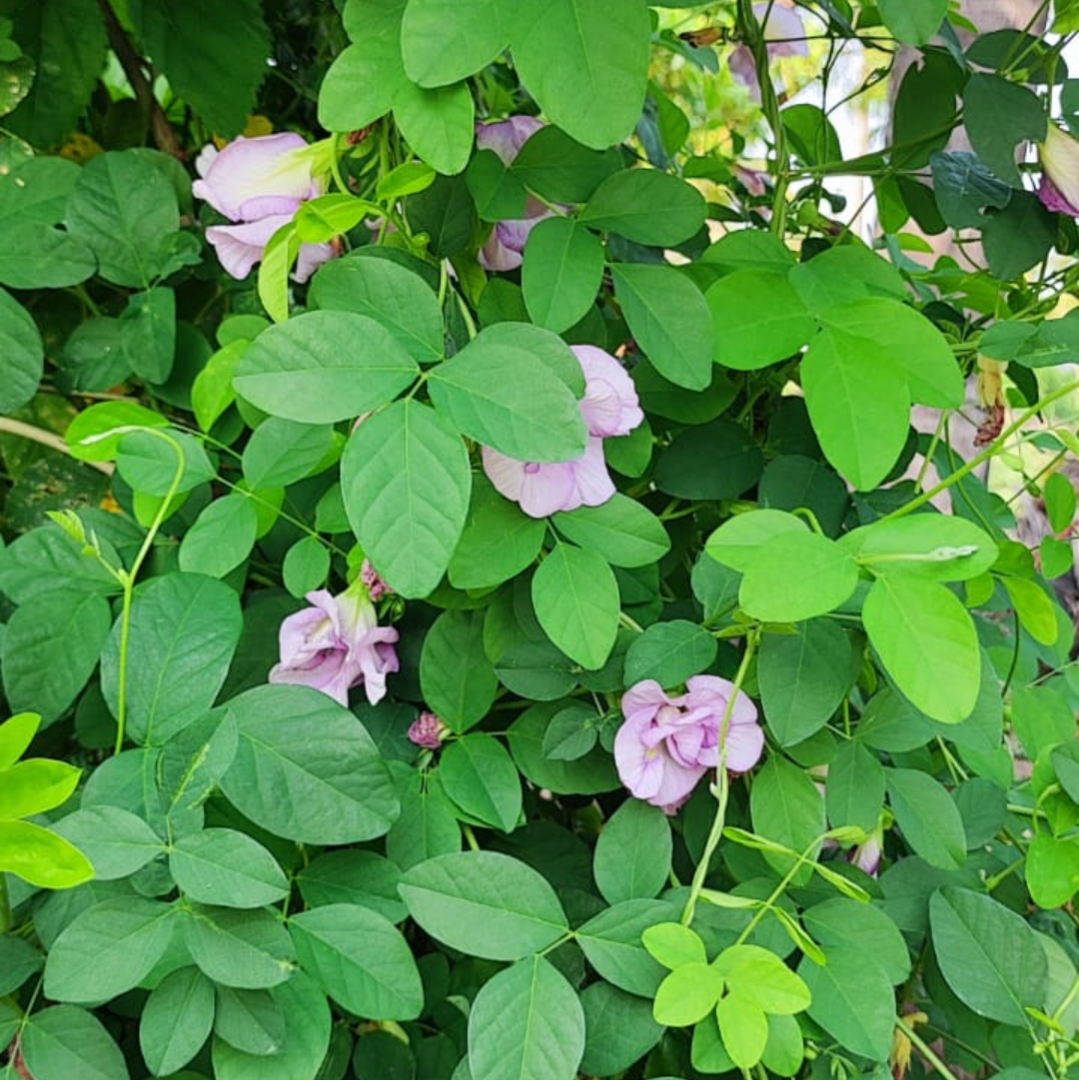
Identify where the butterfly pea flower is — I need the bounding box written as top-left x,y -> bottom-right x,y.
475,115 -> 552,271
408,710 -> 448,749
268,583 -> 399,707
614,675 -> 764,814
728,1 -> 808,103
1037,123 -> 1079,216
193,132 -> 335,282
482,345 -> 643,518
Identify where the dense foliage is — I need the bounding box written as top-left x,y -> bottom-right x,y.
2,1 -> 1079,1079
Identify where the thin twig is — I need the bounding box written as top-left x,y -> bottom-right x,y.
0,418 -> 114,476
94,0 -> 181,159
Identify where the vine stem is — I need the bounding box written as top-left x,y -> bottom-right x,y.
681,629 -> 761,926
105,428 -> 188,754
878,379 -> 1079,525
895,1016 -> 965,1080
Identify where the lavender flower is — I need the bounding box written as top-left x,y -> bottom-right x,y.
1037,123 -> 1079,216
614,676 -> 763,813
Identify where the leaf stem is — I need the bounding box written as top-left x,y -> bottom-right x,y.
896,1016 -> 965,1080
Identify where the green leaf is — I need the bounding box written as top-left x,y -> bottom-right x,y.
623,620 -> 717,687
0,286 -> 43,413
532,544 -> 619,669
67,400 -> 170,462
297,850 -> 406,923
178,493 -> 259,579
799,949 -> 895,1060
317,0 -> 407,131
283,536 -> 331,599
44,897 -> 176,1004
0,820 -> 94,888
100,573 -> 242,746
0,758 -> 80,820
507,702 -> 620,797
212,972 -> 330,1080
429,327 -> 587,461
930,150 -> 1013,229
399,850 -> 568,960
51,806 -> 163,881
758,619 -> 852,746
654,962 -> 724,1026
510,125 -> 623,203
183,904 -> 295,990
552,494 -> 670,569
65,151 -> 180,288
448,474 -> 546,589
863,574 -> 980,724
468,955 -> 586,1080
234,311 -> 419,424
886,768 -> 966,870
1026,834 -> 1079,907
707,270 -> 815,371
716,994 -> 768,1069
440,732 -> 522,832
2,590 -> 110,723
394,79 -> 475,175
120,287 -> 175,383
511,0 -> 650,149
542,703 -> 599,761
468,147 -> 529,220
420,609 -> 498,732
214,986 -> 286,1056
0,935 -> 44,996
241,418 -> 334,490
522,217 -> 605,333
740,532 -> 859,623
114,429 -> 215,496
962,73 -> 1046,186
137,0 -> 268,135
929,886 -> 1048,1025
817,298 -> 964,409
594,798 -> 672,905
401,0 -> 509,85
825,739 -> 885,832
642,922 -> 707,969
310,254 -> 444,364
21,1005 -> 128,1080
140,966 -> 215,1077
577,898 -> 680,996
580,169 -> 706,244
611,263 -> 712,390
654,418 -> 763,500
802,327 -> 911,490
983,190 -> 1057,280
4,0 -> 107,146
219,684 -> 399,845
341,399 -> 471,598
1002,576 -> 1060,646
0,528 -> 120,603
750,757 -> 826,884
1044,471 -> 1077,535
289,903 -> 423,1020
705,509 -> 807,572
840,513 -> 998,581
386,770 -> 461,871
170,828 -> 289,909
580,982 -> 664,1077
803,898 -> 911,985
877,0 -> 947,44
0,711 -> 38,768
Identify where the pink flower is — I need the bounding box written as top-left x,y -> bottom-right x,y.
268,586 -> 399,707
1038,124 -> 1079,216
614,675 -> 764,813
475,116 -> 553,271
849,828 -> 883,877
193,133 -> 335,282
408,711 -> 447,749
482,345 -> 642,518
360,559 -> 392,601
729,2 -> 808,103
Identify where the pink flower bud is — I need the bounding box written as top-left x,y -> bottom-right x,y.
408,711 -> 447,749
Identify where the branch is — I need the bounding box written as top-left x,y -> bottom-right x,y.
94,0 -> 182,159
0,418 -> 114,476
